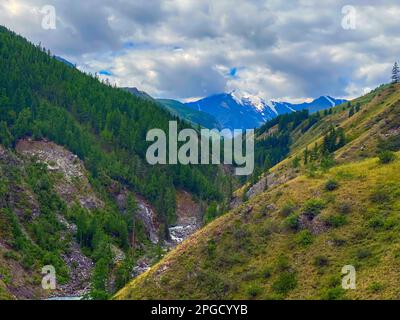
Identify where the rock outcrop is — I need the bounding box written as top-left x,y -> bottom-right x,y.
16,139 -> 104,210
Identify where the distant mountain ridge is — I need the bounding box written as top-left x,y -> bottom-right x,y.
122,87 -> 346,131
157,99 -> 221,129
185,92 -> 347,130
286,95 -> 348,114
121,87 -> 221,129
121,87 -> 154,101
54,56 -> 75,68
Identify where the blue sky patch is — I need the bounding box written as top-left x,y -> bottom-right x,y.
99,70 -> 113,76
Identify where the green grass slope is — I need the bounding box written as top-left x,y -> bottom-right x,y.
116,152 -> 400,300
236,84 -> 400,199
116,84 -> 400,300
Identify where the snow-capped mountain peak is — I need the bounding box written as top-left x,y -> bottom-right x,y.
230,90 -> 267,113
230,90 -> 244,106
185,92 -> 347,131
269,101 -> 280,115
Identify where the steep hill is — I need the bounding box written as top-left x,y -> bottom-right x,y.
0,141 -> 97,299
121,87 -> 154,101
0,26 -> 232,299
116,84 -> 400,300
240,83 -> 397,201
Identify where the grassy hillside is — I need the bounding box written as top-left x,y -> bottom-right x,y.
116,84 -> 400,300
116,153 -> 400,299
236,83 -> 398,200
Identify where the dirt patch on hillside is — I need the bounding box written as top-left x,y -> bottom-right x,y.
0,247 -> 45,299
176,191 -> 202,225
168,191 -> 202,244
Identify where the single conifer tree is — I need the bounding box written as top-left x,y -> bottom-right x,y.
349,106 -> 355,118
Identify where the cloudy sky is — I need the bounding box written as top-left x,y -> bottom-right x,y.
1,0 -> 399,102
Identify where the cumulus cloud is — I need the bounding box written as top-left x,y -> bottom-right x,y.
0,0 -> 399,100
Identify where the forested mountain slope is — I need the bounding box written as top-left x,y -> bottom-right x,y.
116,83 -> 400,299
0,26 -> 230,208
0,26 -> 232,299
120,88 -> 223,130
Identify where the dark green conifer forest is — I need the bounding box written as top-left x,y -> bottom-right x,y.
0,26 -> 233,298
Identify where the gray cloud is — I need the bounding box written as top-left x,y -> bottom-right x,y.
0,0 -> 399,100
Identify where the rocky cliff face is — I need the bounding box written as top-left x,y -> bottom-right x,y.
0,140 -> 101,298
113,186 -> 160,245
16,139 -> 104,210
